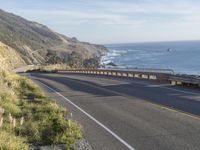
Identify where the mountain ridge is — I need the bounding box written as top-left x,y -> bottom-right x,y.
0,9 -> 107,67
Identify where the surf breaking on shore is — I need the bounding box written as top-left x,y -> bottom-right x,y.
101,41 -> 200,75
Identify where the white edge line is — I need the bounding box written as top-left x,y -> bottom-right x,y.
59,74 -> 200,96
39,81 -> 135,150
129,80 -> 200,96
160,86 -> 200,96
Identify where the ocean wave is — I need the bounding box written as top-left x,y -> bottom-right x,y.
127,49 -> 141,52
102,43 -> 200,75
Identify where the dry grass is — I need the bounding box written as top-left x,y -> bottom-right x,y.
0,42 -> 26,70
26,64 -> 71,73
0,42 -> 82,148
0,70 -> 82,149
0,131 -> 28,150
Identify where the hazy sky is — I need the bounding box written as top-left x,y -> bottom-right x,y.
1,0 -> 200,44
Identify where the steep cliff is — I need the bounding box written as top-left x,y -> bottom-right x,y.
0,9 -> 107,66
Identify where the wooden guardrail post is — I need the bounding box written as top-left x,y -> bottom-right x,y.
128,73 -> 134,77
109,72 -> 111,75
122,73 -> 127,77
171,80 -> 177,85
134,74 -> 140,78
112,72 -> 117,76
149,75 -> 157,80
141,74 -> 148,79
117,72 -> 122,76
57,69 -> 175,84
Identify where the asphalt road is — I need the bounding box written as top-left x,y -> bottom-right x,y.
29,73 -> 200,150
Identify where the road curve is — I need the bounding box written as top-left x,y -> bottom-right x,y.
29,73 -> 200,150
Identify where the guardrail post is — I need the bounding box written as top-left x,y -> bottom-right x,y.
177,81 -> 182,85
149,75 -> 157,80
128,73 -> 134,77
141,74 -> 148,79
122,73 -> 128,77
112,72 -> 117,76
171,80 -> 177,85
58,69 -> 181,85
134,74 -> 140,78
117,72 -> 122,76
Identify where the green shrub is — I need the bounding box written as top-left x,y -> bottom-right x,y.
0,131 -> 28,150
17,100 -> 82,146
0,92 -> 21,115
0,71 -> 82,148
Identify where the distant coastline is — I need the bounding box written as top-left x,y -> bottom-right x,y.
104,40 -> 200,47
101,40 -> 200,75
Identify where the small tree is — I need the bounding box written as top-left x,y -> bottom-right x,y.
83,58 -> 99,69
68,51 -> 83,68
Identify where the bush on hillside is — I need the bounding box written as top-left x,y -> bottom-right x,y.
83,58 -> 99,68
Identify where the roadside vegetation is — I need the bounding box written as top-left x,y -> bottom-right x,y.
27,57 -> 99,73
0,67 -> 82,149
26,64 -> 71,73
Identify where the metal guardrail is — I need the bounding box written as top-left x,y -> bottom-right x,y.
58,68 -> 172,81
58,69 -> 200,87
99,68 -> 175,74
169,74 -> 200,86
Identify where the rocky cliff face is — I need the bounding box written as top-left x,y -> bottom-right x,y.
0,9 -> 107,66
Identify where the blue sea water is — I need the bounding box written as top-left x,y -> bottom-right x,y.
102,41 -> 200,75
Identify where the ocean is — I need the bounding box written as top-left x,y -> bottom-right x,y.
101,41 -> 200,75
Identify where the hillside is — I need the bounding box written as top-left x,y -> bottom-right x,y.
0,41 -> 26,70
0,42 -> 82,150
0,70 -> 82,149
0,11 -> 83,149
0,9 -> 107,66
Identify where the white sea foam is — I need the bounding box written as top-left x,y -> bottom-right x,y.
103,41 -> 200,75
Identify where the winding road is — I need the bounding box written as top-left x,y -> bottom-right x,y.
29,73 -> 200,150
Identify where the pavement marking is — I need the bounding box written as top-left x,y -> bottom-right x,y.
39,81 -> 136,150
33,74 -> 200,121
160,106 -> 200,120
128,80 -> 200,96
146,84 -> 170,87
160,86 -> 200,96
62,74 -> 200,96
32,74 -> 200,121
60,75 -> 200,119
